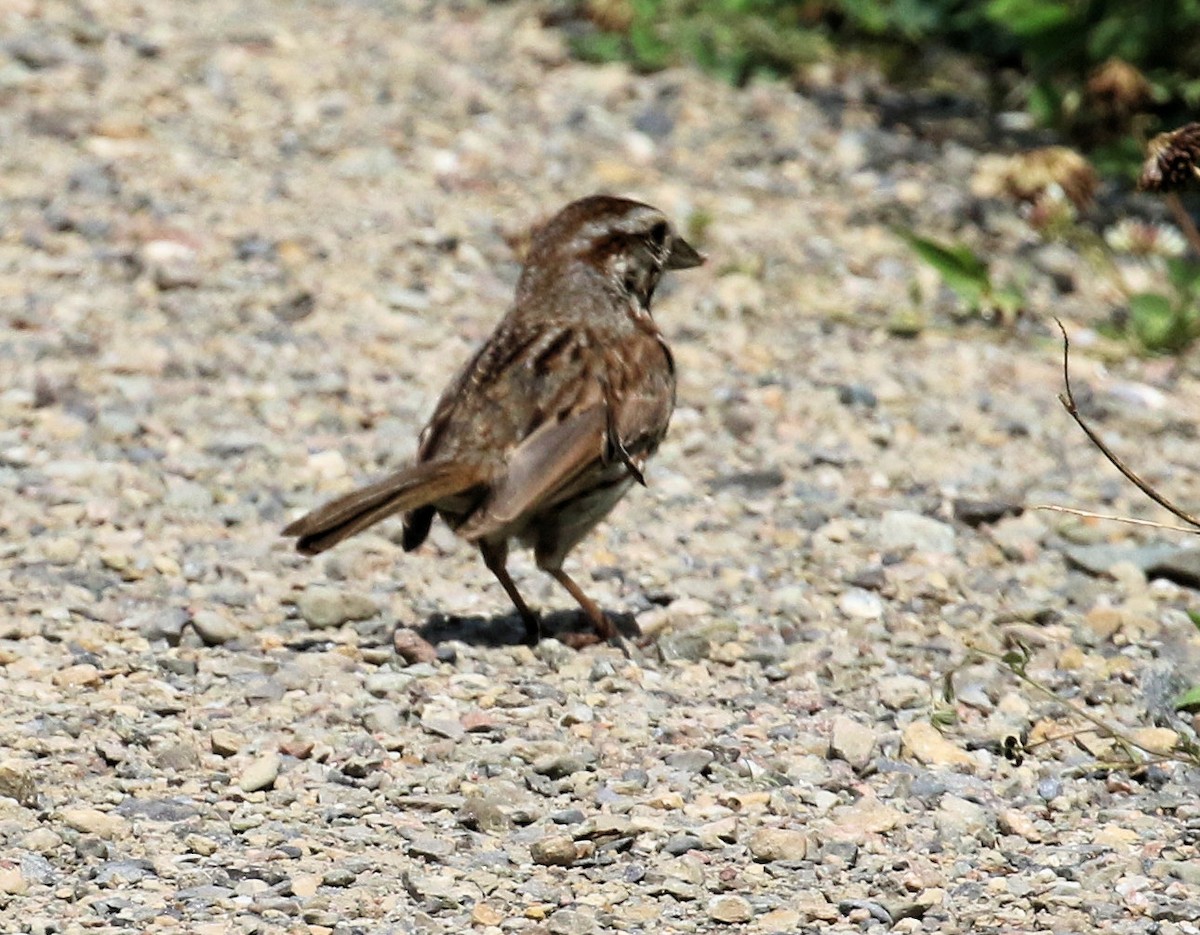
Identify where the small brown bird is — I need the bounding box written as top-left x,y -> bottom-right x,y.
283,195 -> 703,648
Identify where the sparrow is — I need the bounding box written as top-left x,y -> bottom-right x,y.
284,194 -> 703,649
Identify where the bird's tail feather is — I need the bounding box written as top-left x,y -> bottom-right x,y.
283,461 -> 483,555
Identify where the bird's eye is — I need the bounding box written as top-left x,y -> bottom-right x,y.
648,221 -> 669,248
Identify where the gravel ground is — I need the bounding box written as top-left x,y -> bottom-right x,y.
3,1 -> 1200,933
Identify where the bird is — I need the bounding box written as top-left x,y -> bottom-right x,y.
283,194 -> 703,649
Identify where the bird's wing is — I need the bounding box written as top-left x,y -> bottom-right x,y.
457,404 -> 608,541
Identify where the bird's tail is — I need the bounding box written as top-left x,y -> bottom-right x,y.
282,461 -> 484,555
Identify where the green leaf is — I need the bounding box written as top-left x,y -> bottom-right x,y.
1129,292 -> 1182,351
985,0 -> 1073,37
894,228 -> 991,304
1167,258 -> 1200,296
1188,608 -> 1200,632
1174,684 -> 1200,711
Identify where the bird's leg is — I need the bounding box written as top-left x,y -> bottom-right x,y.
545,566 -> 631,657
479,541 -> 540,645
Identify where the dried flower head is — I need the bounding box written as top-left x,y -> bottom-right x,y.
1140,123 -> 1200,192
971,147 -> 1097,210
1086,58 -> 1152,118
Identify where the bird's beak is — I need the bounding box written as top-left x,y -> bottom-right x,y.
665,236 -> 704,270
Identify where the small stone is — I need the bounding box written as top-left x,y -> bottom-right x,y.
322,866 -> 357,887
0,762 -> 37,807
823,798 -> 903,842
42,537 -> 82,564
52,663 -> 101,688
838,587 -> 884,620
185,834 -> 218,856
878,510 -> 956,554
1094,824 -> 1140,847
952,497 -> 1022,527
22,828 -> 62,854
154,742 -> 199,771
707,894 -> 752,924
420,713 -> 465,742
472,903 -> 503,926
408,833 -> 454,861
296,585 -> 378,629
876,675 -> 928,710
210,729 -> 244,757
665,749 -> 714,774
759,908 -> 802,929
663,833 -> 703,856
190,611 -> 239,646
530,835 -> 578,867
829,716 -> 877,770
143,239 -> 201,289
935,795 -> 990,838
238,753 -> 281,792
393,628 -> 438,665
291,873 -> 321,898
532,751 -> 595,778
458,796 -> 512,833
901,721 -> 974,768
1129,727 -> 1178,754
0,865 -> 27,895
58,807 -> 128,839
998,808 -> 1042,842
748,827 -> 810,862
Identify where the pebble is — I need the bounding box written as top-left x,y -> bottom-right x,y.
296,586 -> 379,629
876,675 -> 929,710
707,894 -> 753,923
747,827 -> 810,862
0,762 -> 37,807
238,753 -> 281,792
458,796 -> 512,833
58,807 -> 128,839
530,835 -> 579,867
838,587 -> 884,620
210,729 -> 244,757
829,716 -> 877,770
190,610 -> 240,645
935,795 -> 991,839
877,510 -> 957,554
901,721 -> 975,768
42,537 -> 82,565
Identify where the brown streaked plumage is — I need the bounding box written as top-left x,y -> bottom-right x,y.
283,195 -> 703,649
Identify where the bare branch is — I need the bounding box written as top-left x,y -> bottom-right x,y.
1030,503 -> 1200,534
1053,318 -> 1200,530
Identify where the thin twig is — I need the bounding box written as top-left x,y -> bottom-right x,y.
967,645 -> 1200,767
1166,192 -> 1200,257
1030,503 -> 1200,534
1053,318 -> 1200,529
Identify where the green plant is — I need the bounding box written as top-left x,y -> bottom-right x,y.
894,227 -> 1024,323
1125,258 -> 1200,352
568,0 -> 829,83
943,641 -> 1200,773
559,0 -> 1200,155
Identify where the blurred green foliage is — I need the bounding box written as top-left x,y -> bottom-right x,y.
563,0 -> 1200,138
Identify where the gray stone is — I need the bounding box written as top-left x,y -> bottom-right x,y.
878,510 -> 956,554
190,610 -> 240,645
829,716 -> 877,770
296,585 -> 379,629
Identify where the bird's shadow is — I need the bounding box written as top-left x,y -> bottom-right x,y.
414,609 -> 641,649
